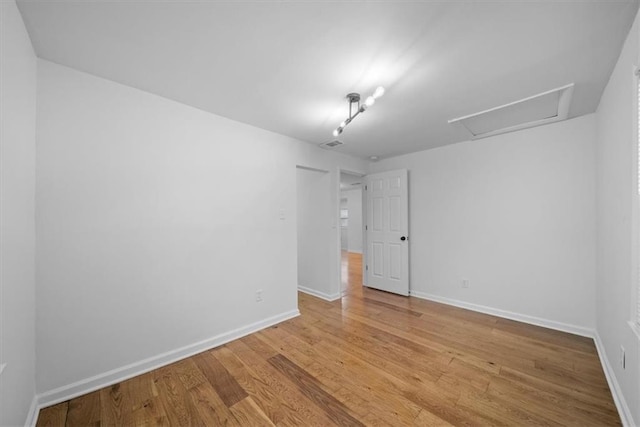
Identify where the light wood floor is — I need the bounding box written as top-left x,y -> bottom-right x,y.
37,252 -> 619,426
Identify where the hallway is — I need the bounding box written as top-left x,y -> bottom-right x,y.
341,251 -> 362,295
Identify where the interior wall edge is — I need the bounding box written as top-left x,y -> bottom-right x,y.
593,332 -> 635,427
34,308 -> 299,410
24,396 -> 39,427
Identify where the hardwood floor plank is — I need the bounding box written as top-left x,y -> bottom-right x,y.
154,366 -> 201,426
361,296 -> 423,317
412,408 -> 455,426
487,375 -> 620,426
259,326 -> 400,422
239,333 -> 280,359
331,387 -> 371,418
129,372 -> 160,411
228,397 -> 276,427
336,308 -> 498,375
66,390 -> 101,426
187,382 -> 241,426
499,365 -> 618,414
35,402 -> 68,427
307,338 -> 433,423
456,387 -> 558,427
172,358 -> 208,390
99,381 -> 136,426
211,345 -> 300,425
295,306 -> 448,381
192,350 -> 248,407
260,324 -> 425,424
438,358 -> 492,393
268,354 -> 365,427
494,317 -> 597,354
225,340 -> 338,425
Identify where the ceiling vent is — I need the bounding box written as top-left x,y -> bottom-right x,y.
320,140 -> 344,149
448,83 -> 574,140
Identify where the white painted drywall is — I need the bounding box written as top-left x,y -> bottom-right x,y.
297,168 -> 335,299
35,60 -> 367,395
341,188 -> 363,254
595,7 -> 640,424
0,1 -> 38,425
370,114 -> 597,332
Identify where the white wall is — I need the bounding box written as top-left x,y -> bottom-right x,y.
371,115 -> 597,333
297,168 -> 336,300
35,60 -> 367,400
341,188 -> 363,254
0,1 -> 38,425
595,7 -> 640,425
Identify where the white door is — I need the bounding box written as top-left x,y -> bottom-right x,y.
364,169 -> 409,296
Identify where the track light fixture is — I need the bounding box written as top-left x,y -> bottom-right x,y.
333,86 -> 385,137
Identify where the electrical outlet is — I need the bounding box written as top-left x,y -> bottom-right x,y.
620,345 -> 625,369
462,279 -> 469,288
256,290 -> 263,302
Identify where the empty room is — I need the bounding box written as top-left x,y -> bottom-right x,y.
2,0 -> 640,425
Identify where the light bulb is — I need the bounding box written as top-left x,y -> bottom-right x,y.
339,121 -> 347,128
365,96 -> 376,107
373,86 -> 385,99
333,129 -> 339,137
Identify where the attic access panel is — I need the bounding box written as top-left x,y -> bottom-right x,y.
449,83 -> 574,140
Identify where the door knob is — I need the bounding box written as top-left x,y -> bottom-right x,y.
400,236 -> 407,241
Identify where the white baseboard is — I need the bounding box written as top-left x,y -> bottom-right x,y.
408,290 -> 594,338
298,286 -> 341,301
593,332 -> 635,427
25,395 -> 39,427
36,309 -> 300,409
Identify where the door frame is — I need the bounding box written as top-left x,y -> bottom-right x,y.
337,168 -> 367,294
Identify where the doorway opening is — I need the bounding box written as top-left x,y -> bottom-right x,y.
339,171 -> 365,295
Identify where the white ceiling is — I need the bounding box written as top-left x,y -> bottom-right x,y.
17,0 -> 638,160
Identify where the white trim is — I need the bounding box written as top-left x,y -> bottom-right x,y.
593,332 -> 635,427
298,286 -> 341,301
634,67 -> 640,330
408,290 -> 593,337
36,309 -> 299,408
25,395 -> 39,427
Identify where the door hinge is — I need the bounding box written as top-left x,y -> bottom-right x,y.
366,265 -> 368,271
365,225 -> 368,230
365,185 -> 367,191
